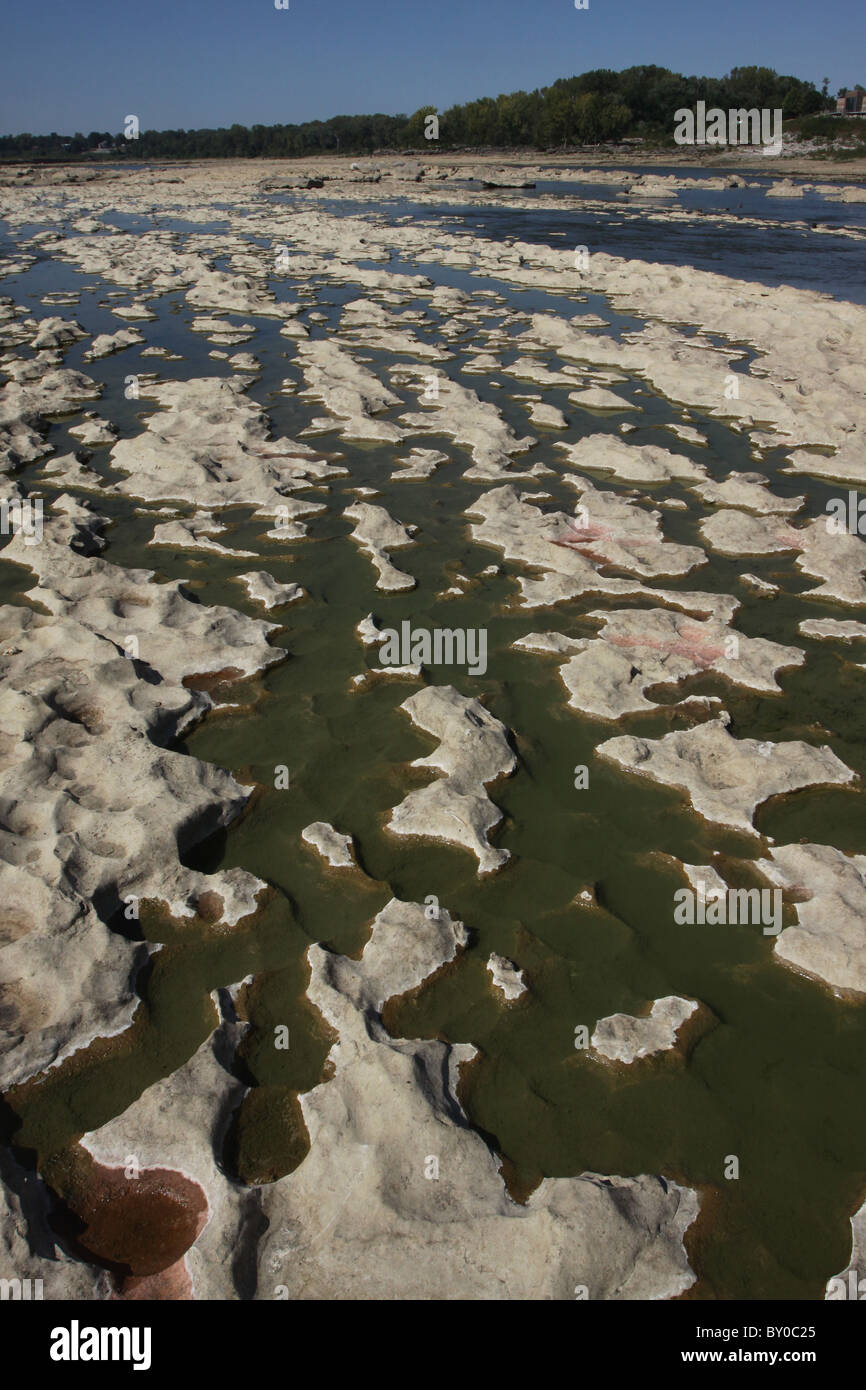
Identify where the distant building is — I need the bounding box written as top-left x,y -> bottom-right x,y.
836,89 -> 866,115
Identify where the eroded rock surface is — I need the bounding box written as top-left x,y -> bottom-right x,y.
486,953 -> 527,1001
557,607 -> 802,720
591,997 -> 698,1063
344,501 -> 416,591
598,718 -> 855,835
388,686 -> 515,873
301,822 -> 357,870
758,843 -> 866,995
82,899 -> 699,1300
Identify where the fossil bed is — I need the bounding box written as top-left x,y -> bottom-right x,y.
0,156 -> 865,1302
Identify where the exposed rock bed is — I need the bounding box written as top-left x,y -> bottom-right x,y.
301,822 -> 357,870
106,376 -> 336,534
486,953 -> 527,1001
2,154 -> 865,1303
388,687 -> 516,874
0,525 -> 274,1088
235,570 -> 304,609
81,899 -> 700,1299
468,484 -> 722,611
555,607 -> 803,720
591,997 -> 699,1063
343,501 -> 416,591
758,843 -> 866,995
598,718 -> 855,835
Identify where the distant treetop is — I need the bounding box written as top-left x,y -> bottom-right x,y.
0,65 -> 825,160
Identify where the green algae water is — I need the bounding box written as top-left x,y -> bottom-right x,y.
2,203 -> 866,1301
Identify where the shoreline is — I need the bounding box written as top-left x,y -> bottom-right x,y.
3,146 -> 866,180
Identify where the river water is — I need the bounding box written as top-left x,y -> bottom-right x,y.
1,172 -> 866,1299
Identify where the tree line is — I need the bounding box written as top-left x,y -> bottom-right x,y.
0,65 -> 829,161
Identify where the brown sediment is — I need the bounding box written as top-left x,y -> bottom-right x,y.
44,1147 -> 208,1278
770,954 -> 866,1005
671,1001 -> 718,1058
674,1183 -> 720,1300
228,1085 -> 310,1185
113,1257 -> 195,1300
498,1154 -> 545,1205
187,657 -> 285,716
138,881 -> 272,942
4,1009 -> 152,1155
195,890 -> 225,924
182,666 -> 245,692
194,696 -> 265,718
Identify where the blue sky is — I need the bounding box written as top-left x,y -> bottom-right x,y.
1,0 -> 862,135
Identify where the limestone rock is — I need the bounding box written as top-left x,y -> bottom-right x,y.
344,501 -> 416,591
486,953 -> 527,1001
758,843 -> 866,995
235,571 -> 304,609
598,719 -> 855,835
388,686 -> 516,874
301,822 -> 356,870
557,607 -> 803,720
592,997 -> 699,1063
